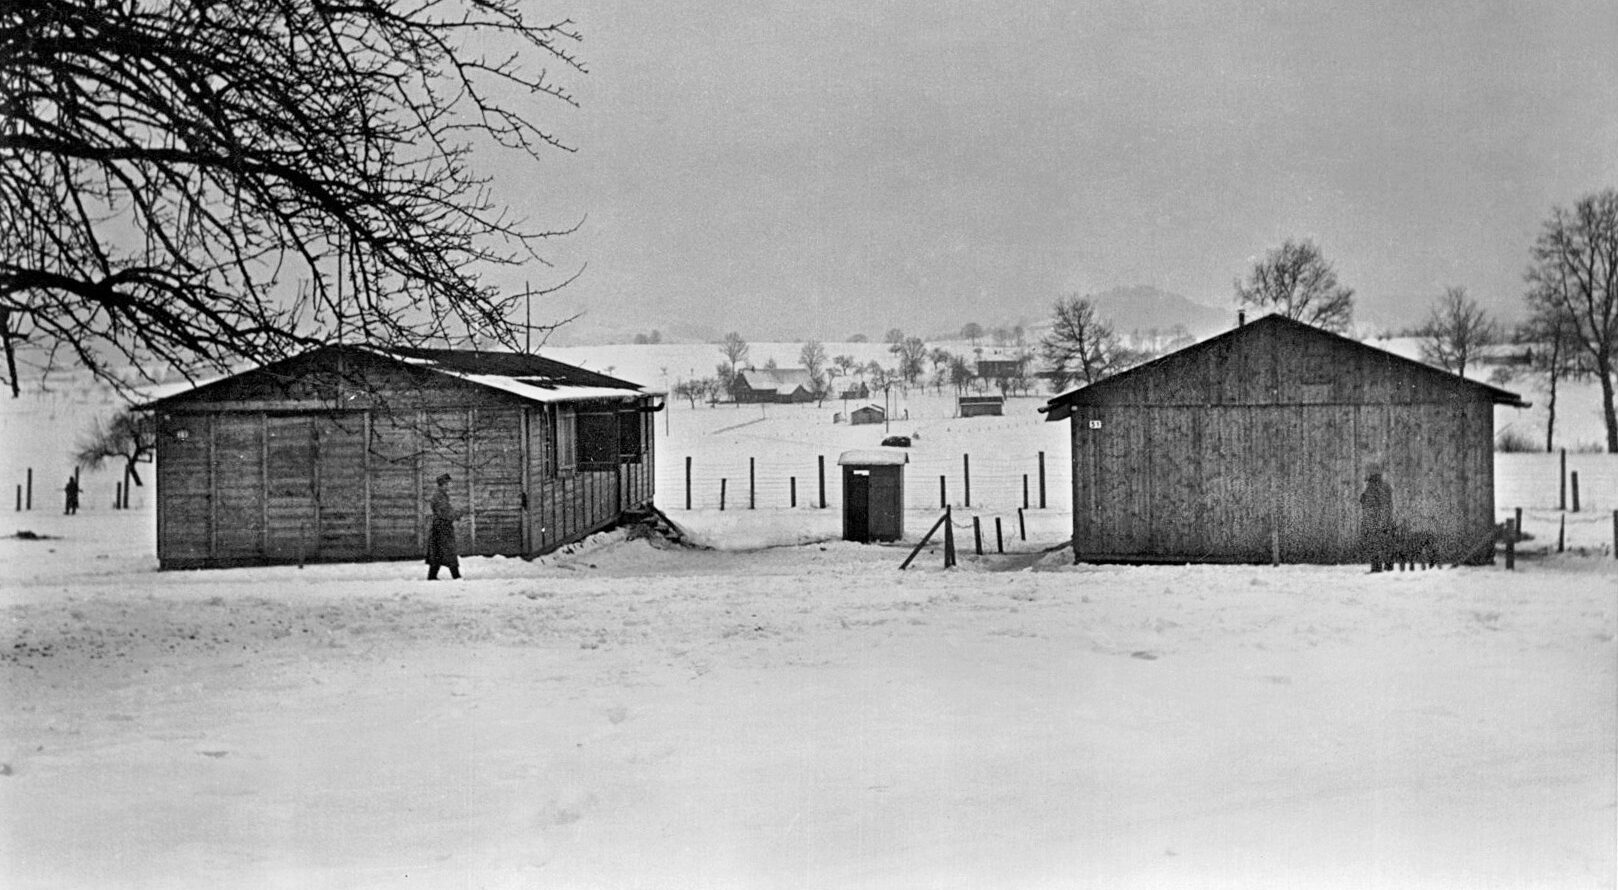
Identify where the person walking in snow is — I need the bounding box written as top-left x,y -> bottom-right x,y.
63,475 -> 80,515
426,473 -> 465,580
1359,468 -> 1394,573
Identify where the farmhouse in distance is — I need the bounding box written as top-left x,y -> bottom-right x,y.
1042,314 -> 1528,566
142,346 -> 659,570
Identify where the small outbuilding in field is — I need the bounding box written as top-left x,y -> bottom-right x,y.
1040,314 -> 1527,565
142,345 -> 660,569
849,404 -> 886,426
958,394 -> 1004,417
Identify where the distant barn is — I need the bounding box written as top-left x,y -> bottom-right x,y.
143,345 -> 659,569
1041,315 -> 1526,564
958,395 -> 1004,417
732,368 -> 815,403
849,404 -> 886,425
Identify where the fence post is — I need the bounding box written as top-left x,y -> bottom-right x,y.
1515,507 -> 1523,546
1558,513 -> 1565,553
973,516 -> 983,555
995,517 -> 1004,554
1022,474 -> 1029,510
720,478 -> 727,511
1038,451 -> 1046,509
963,454 -> 971,508
1572,471 -> 1581,512
939,475 -> 946,509
943,505 -> 956,568
114,482 -> 122,510
25,467 -> 32,511
1559,449 -> 1567,510
1018,507 -> 1026,541
1505,518 -> 1516,570
790,476 -> 797,508
14,484 -> 19,512
1612,510 -> 1617,560
749,458 -> 756,510
685,456 -> 692,510
818,456 -> 826,509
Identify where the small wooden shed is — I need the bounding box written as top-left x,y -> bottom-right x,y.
1041,315 -> 1527,564
142,345 -> 660,569
849,404 -> 886,425
958,395 -> 1005,417
837,449 -> 907,542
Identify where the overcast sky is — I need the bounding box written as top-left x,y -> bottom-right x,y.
498,0 -> 1618,342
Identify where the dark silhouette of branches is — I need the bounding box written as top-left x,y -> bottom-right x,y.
1039,294 -> 1120,392
1417,286 -> 1497,376
1234,238 -> 1355,333
1,0 -> 587,396
1525,188 -> 1618,452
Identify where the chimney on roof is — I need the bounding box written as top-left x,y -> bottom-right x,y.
1237,309 -> 1246,327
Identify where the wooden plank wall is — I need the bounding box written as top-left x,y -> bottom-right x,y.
157,415 -> 212,564
367,412 -> 422,559
1071,401 -> 1492,563
470,407 -> 524,555
212,414 -> 265,559
264,415 -> 317,561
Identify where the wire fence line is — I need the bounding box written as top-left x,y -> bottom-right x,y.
659,450 -> 1070,512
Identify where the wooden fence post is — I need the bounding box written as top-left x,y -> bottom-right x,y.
939,475 -> 946,509
1038,451 -> 1046,509
1571,471 -> 1581,512
1558,513 -> 1565,553
1612,510 -> 1617,560
943,505 -> 956,568
14,484 -> 20,511
1559,449 -> 1567,510
1504,518 -> 1516,570
1515,507 -> 1523,546
25,467 -> 32,510
973,516 -> 983,555
114,482 -> 122,510
1022,474 -> 1029,510
720,478 -> 727,511
818,456 -> 826,509
749,458 -> 755,510
685,456 -> 692,510
995,517 -> 1004,553
963,454 -> 971,508
1018,507 -> 1026,541
790,476 -> 797,508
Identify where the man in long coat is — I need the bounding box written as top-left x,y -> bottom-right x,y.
426,473 -> 465,580
1359,468 -> 1394,573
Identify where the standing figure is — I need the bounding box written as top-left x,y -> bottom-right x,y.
1359,468 -> 1394,573
426,473 -> 465,580
63,475 -> 80,515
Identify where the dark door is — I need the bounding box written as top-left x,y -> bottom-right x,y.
846,470 -> 871,543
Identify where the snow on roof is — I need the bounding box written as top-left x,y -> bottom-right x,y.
380,349 -> 648,404
837,449 -> 908,466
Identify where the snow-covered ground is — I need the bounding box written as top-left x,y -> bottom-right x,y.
1,346 -> 1615,889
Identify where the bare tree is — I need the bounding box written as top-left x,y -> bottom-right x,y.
1517,311 -> 1586,451
719,332 -> 750,376
798,338 -> 827,401
1039,294 -> 1120,392
1525,188 -> 1618,452
1,0 -> 586,397
889,335 -> 927,385
1234,238 -> 1355,333
75,410 -> 155,504
1417,286 -> 1497,376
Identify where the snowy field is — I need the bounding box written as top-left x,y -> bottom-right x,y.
1,344 -> 1615,889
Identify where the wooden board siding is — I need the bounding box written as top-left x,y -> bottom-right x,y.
264,415 -> 317,561
212,414 -> 265,560
157,414 -> 212,564
469,407 -> 523,555
1071,402 -> 1493,563
367,411 -> 423,559
315,415 -> 367,559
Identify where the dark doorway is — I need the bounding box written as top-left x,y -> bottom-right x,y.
846,470 -> 871,543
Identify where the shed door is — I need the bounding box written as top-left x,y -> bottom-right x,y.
846,470 -> 871,543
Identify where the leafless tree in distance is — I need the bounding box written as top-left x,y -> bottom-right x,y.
1525,188 -> 1618,453
1234,238 -> 1355,333
1417,286 -> 1497,376
1039,294 -> 1121,392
